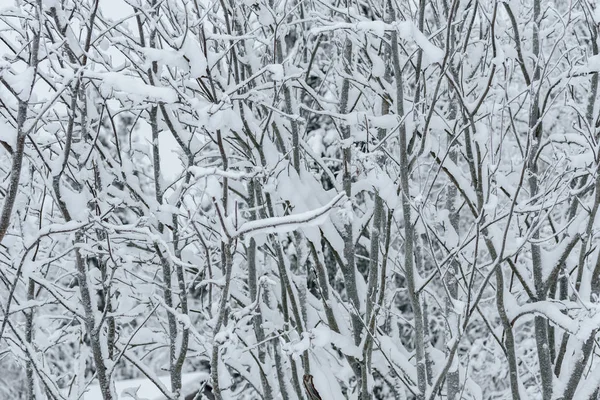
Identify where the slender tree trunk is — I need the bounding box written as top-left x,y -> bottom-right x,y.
389,2 -> 427,397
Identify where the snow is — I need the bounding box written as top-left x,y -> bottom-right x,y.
23,220 -> 87,249
311,325 -> 362,359
311,20 -> 391,37
83,372 -> 209,400
307,130 -> 325,155
266,64 -> 284,81
437,208 -> 459,247
4,66 -> 34,100
369,114 -> 399,129
309,20 -> 444,66
1,1 -> 598,399
483,194 -> 498,211
310,363 -> 347,400
0,117 -> 16,149
573,365 -> 600,400
189,166 -> 261,180
135,118 -> 183,184
88,71 -> 179,103
141,47 -> 188,72
231,192 -> 346,241
508,301 -> 575,334
587,54 -> 600,73
397,21 -> 444,66
96,0 -> 132,21
60,182 -> 90,220
377,336 -> 418,382
180,37 -> 208,78
356,21 -> 387,37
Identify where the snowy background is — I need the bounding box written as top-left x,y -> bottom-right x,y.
0,1 -> 600,400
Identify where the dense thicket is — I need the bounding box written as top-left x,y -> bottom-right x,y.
1,1 -> 600,399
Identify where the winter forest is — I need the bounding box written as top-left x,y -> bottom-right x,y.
3,0 -> 600,399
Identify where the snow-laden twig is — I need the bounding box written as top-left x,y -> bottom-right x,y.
221,192 -> 346,240
189,166 -> 263,180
